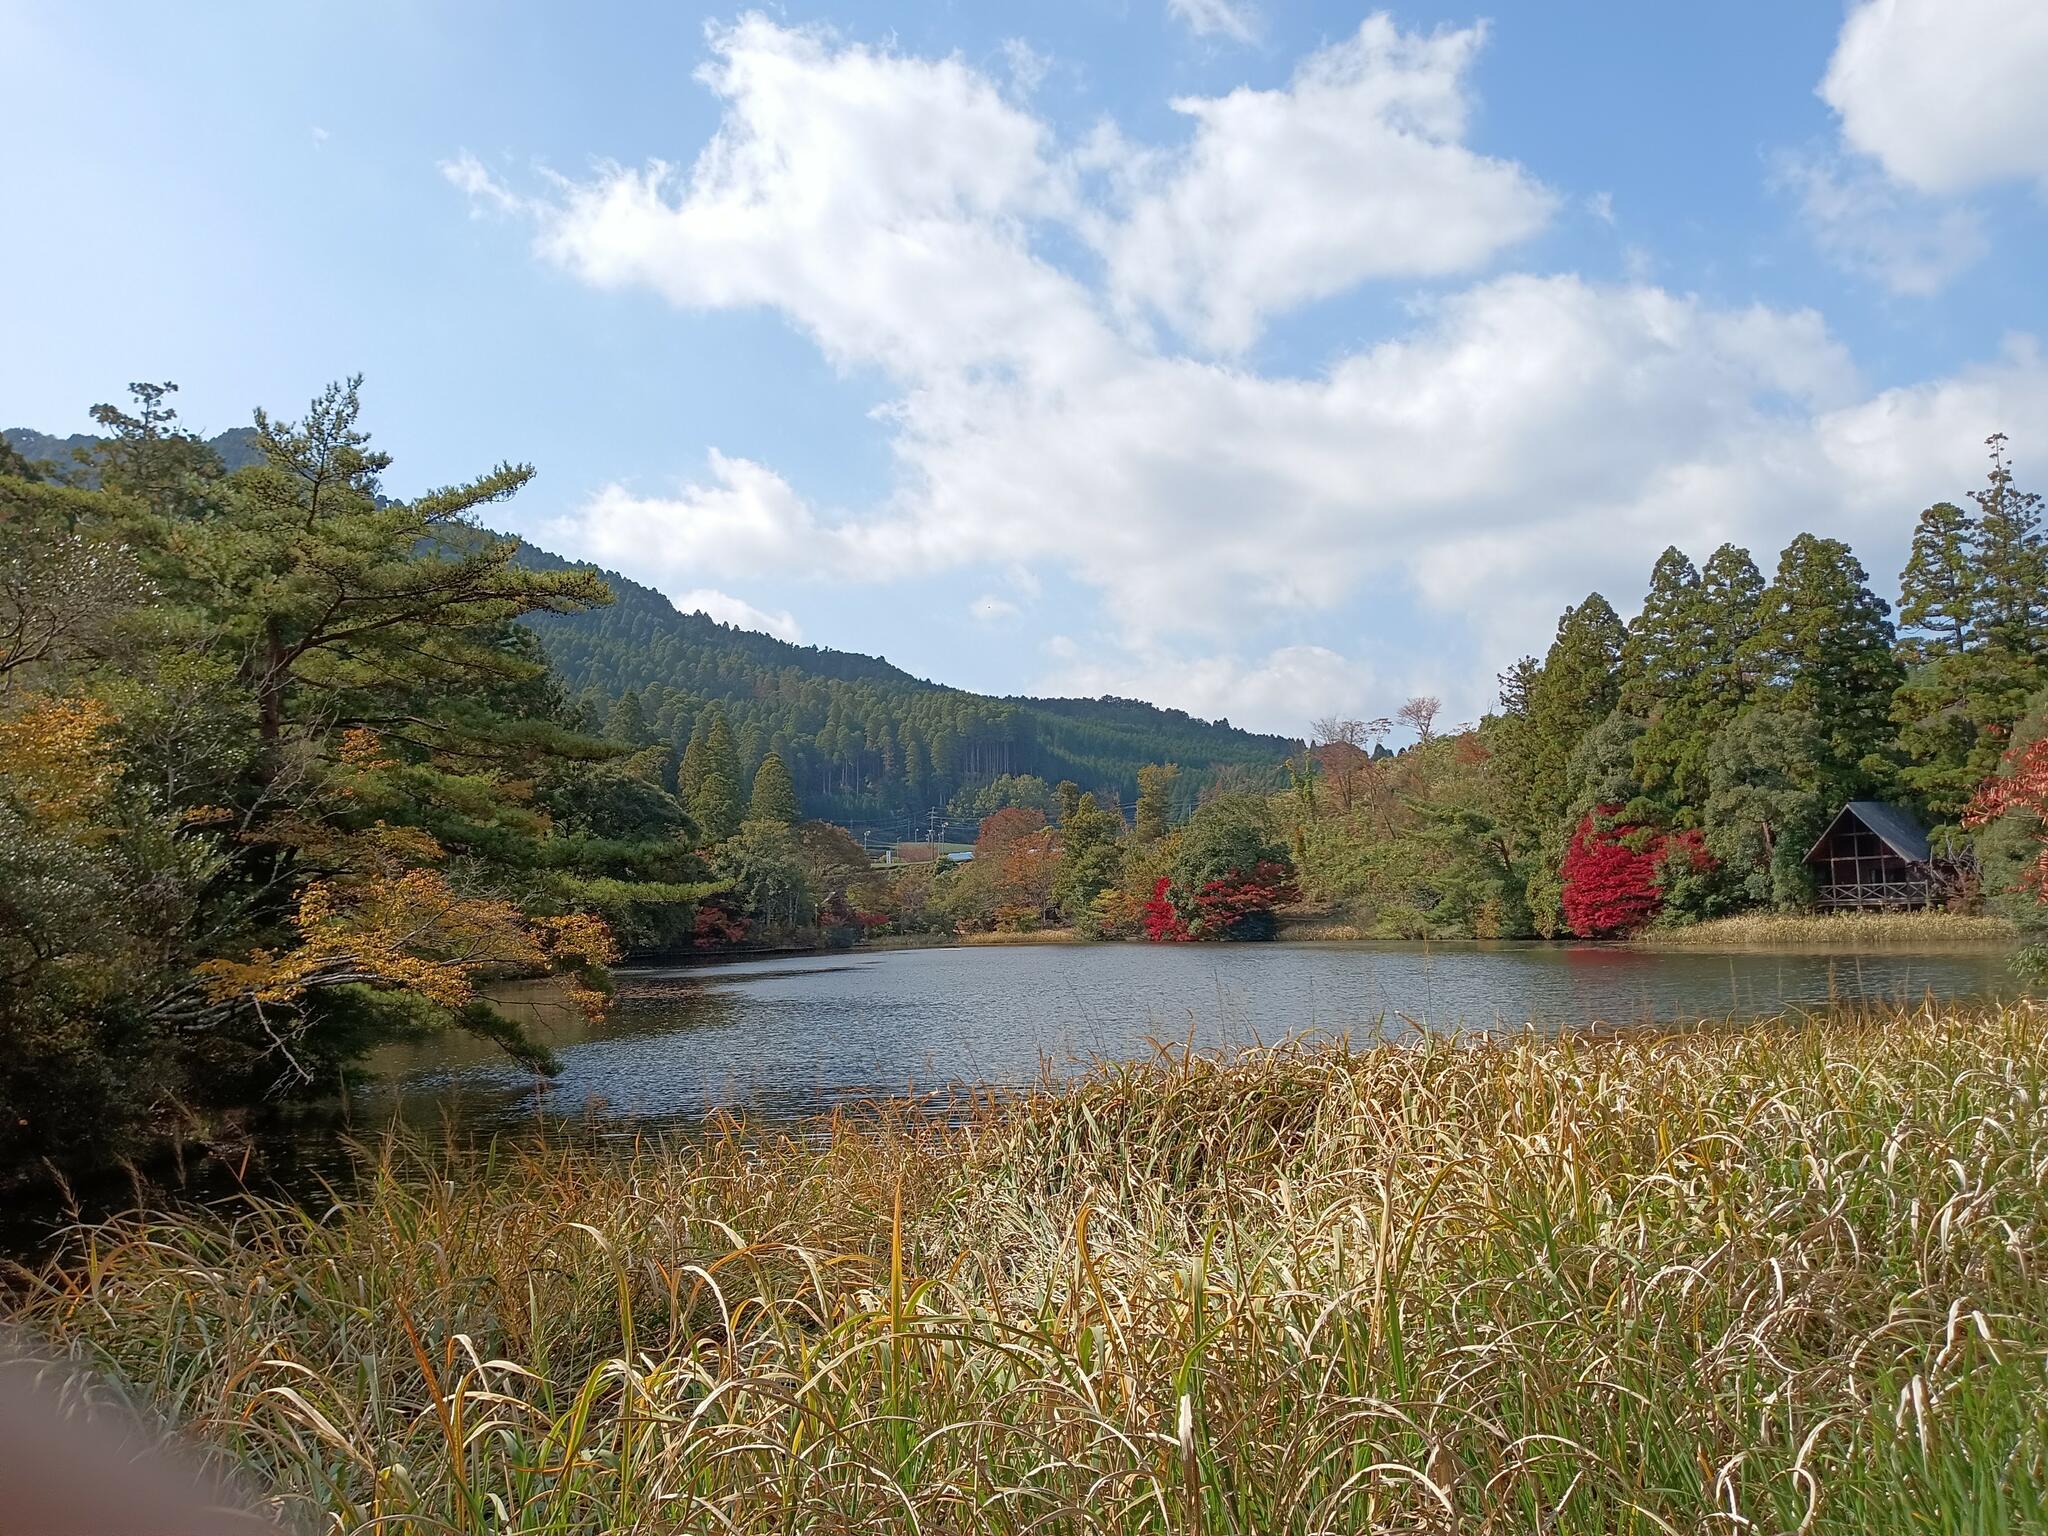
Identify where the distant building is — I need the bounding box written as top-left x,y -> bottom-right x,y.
1803,801 -> 1934,910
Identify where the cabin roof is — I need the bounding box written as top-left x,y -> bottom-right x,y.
1802,800 -> 1932,866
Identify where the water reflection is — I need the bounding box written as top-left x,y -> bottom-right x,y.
357,941 -> 2018,1137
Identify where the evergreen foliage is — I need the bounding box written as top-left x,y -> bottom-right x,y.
748,751 -> 801,825
1745,534 -> 1901,800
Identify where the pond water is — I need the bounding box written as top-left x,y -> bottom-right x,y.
357,940 -> 2020,1135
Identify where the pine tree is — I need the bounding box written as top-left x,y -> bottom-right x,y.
679,711 -> 711,800
1744,533 -> 1901,799
1134,762 -> 1179,844
1897,501 -> 1980,662
1618,547 -> 1703,717
1621,548 -> 1713,820
748,751 -> 801,825
1526,594 -> 1627,829
692,768 -> 743,845
1697,543 -> 1766,720
603,690 -> 648,746
701,705 -> 741,800
1893,501 -> 1989,822
1973,434 -> 2047,658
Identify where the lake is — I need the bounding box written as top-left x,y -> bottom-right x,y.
358,940 -> 2021,1135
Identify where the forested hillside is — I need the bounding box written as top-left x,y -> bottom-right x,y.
7,420 -> 1300,832
4,423 -> 265,480
521,547 -> 1298,833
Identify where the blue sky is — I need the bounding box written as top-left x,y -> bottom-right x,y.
7,1 -> 2048,733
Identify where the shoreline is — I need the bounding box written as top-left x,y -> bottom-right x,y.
651,908 -> 2018,966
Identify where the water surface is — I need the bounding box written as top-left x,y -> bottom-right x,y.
360,940 -> 2016,1134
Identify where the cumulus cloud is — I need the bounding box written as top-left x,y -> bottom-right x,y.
1094,17 -> 1555,350
1771,148 -> 1987,296
671,588 -> 804,642
1166,0 -> 1259,45
1035,643 -> 1371,737
456,12 -> 2048,726
1821,0 -> 2048,196
542,449 -> 916,586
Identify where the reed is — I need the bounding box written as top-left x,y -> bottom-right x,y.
1639,910 -> 2016,949
955,927 -> 1085,945
10,1001 -> 2048,1533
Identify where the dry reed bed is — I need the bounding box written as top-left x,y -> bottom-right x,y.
9,1002 -> 2048,1533
1633,910 -> 2016,949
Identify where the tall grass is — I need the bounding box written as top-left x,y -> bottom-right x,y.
10,1002 -> 2048,1532
1641,910 -> 2015,949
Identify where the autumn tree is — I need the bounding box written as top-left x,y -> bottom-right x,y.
0,380 -> 721,1178
1969,687 -> 2048,982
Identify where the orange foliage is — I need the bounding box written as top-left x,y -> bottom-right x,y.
0,694 -> 122,827
200,868 -> 618,1020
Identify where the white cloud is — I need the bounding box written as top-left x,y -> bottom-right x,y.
1821,0 -> 2048,196
441,150 -> 529,218
1772,148 -> 1986,297
671,588 -> 804,642
999,37 -> 1050,95
1036,643 -> 1367,736
457,13 -> 2048,728
543,449 -> 916,586
1167,0 -> 1258,45
1095,17 -> 1555,350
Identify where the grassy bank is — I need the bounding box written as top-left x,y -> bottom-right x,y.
955,926 -> 1085,946
10,1002 -> 2048,1532
1637,910 -> 2016,949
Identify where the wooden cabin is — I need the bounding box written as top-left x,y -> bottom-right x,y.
1802,801 -> 1934,910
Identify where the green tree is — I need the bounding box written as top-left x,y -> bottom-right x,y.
748,750 -> 801,824
700,704 -> 741,798
1526,594 -> 1627,829
602,690 -> 648,746
1898,501 -> 1980,661
1972,434 -> 2047,658
1703,704 -> 1829,910
711,820 -> 813,936
1520,594 -> 1626,931
1134,762 -> 1180,843
1743,534 -> 1901,800
692,768 -> 743,845
1697,543 -> 1766,721
678,710 -> 711,799
1618,548 -> 1704,717
1620,548 -> 1715,821
1052,791 -> 1124,918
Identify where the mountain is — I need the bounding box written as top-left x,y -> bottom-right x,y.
5,424 -> 1300,832
3,425 -> 264,482
521,548 -> 1299,834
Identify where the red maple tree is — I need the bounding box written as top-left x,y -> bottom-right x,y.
1560,808 -> 1707,938
1142,876 -> 1191,941
1967,735 -> 2048,901
1191,861 -> 1302,939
